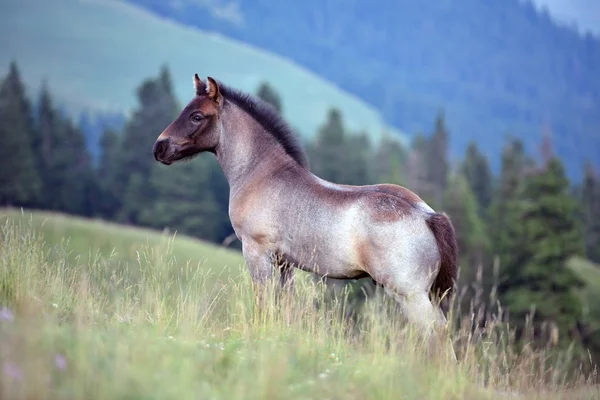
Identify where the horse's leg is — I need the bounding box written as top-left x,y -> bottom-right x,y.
384,284 -> 457,363
241,240 -> 276,309
279,262 -> 295,294
273,262 -> 295,314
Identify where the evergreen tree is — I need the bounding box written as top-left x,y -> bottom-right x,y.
95,127 -> 121,219
36,83 -> 64,210
116,65 -> 179,224
489,138 -> 527,265
581,161 -> 600,263
61,119 -> 95,215
428,110 -> 450,207
342,131 -> 373,186
206,157 -> 235,243
406,133 -> 435,206
307,108 -> 347,184
36,82 -> 57,195
461,141 -> 493,216
140,158 -> 224,242
443,172 -> 488,270
308,110 -> 374,186
256,82 -> 283,113
0,61 -> 41,206
373,134 -> 408,186
442,171 -> 489,314
35,84 -> 93,215
498,155 -> 585,347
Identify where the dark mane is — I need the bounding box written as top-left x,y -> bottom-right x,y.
217,83 -> 309,168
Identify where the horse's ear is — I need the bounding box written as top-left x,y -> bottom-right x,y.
193,73 -> 205,96
206,77 -> 222,105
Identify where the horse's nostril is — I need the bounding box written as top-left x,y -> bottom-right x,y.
153,139 -> 169,161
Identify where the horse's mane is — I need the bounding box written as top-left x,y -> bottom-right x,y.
217,83 -> 309,169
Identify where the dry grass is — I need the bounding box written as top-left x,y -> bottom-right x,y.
0,211 -> 598,399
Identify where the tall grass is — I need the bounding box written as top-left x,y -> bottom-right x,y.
0,215 -> 598,399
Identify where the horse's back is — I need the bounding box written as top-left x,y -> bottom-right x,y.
274,175 -> 439,276
307,174 -> 435,216
356,183 -> 435,214
305,177 -> 442,282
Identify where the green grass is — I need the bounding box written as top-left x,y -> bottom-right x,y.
0,0 -> 407,146
568,256 -> 600,351
569,257 -> 600,294
0,209 -> 598,399
0,208 -> 243,276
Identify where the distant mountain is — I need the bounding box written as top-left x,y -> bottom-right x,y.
0,0 -> 406,156
128,0 -> 600,179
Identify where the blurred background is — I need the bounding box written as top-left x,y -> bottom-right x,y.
1,0 -> 599,363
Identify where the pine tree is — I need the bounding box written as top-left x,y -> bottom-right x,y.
35,84 -> 93,215
498,155 -> 585,347
373,133 -> 408,186
581,161 -> 600,263
307,108 -> 348,184
95,127 -> 121,219
61,119 -> 95,215
140,158 -> 224,242
443,172 -> 488,270
256,82 -> 283,113
406,133 -> 435,206
428,110 -> 450,207
36,83 -> 63,210
206,157 -> 235,243
442,171 -> 489,315
461,141 -> 493,216
489,137 -> 527,265
0,61 -> 41,206
116,66 -> 179,224
342,131 -> 373,185
308,110 -> 373,186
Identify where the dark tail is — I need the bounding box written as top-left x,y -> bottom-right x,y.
425,212 -> 458,317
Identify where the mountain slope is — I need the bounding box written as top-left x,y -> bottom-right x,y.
0,0 -> 406,146
130,0 -> 600,178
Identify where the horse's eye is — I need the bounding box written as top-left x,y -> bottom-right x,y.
191,114 -> 203,123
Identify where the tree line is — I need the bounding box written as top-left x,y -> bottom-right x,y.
1,61 -> 600,363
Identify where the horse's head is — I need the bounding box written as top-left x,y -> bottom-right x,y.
153,74 -> 223,165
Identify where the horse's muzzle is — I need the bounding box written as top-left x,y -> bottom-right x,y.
153,138 -> 171,164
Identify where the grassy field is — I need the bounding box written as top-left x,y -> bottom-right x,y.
0,209 -> 598,399
0,208 -> 243,278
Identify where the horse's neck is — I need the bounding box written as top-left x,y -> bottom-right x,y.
214,108 -> 297,193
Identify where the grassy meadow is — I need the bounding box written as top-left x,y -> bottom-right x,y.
0,208 -> 598,399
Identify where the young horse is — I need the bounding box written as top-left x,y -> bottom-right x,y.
153,74 -> 459,359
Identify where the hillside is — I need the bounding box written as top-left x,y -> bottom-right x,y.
130,0 -> 600,178
1,209 -> 599,398
0,0 -> 406,149
0,208 -> 244,278
568,256 -> 600,356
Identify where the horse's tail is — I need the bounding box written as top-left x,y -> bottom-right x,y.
425,212 -> 458,317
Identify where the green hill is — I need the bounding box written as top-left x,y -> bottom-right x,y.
0,208 -> 244,279
568,256 -> 600,346
0,0 -> 406,145
1,209 -> 598,398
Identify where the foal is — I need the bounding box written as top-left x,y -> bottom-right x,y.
153,74 -> 458,359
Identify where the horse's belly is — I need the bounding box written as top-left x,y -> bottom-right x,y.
273,199 -> 368,278
278,235 -> 364,279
